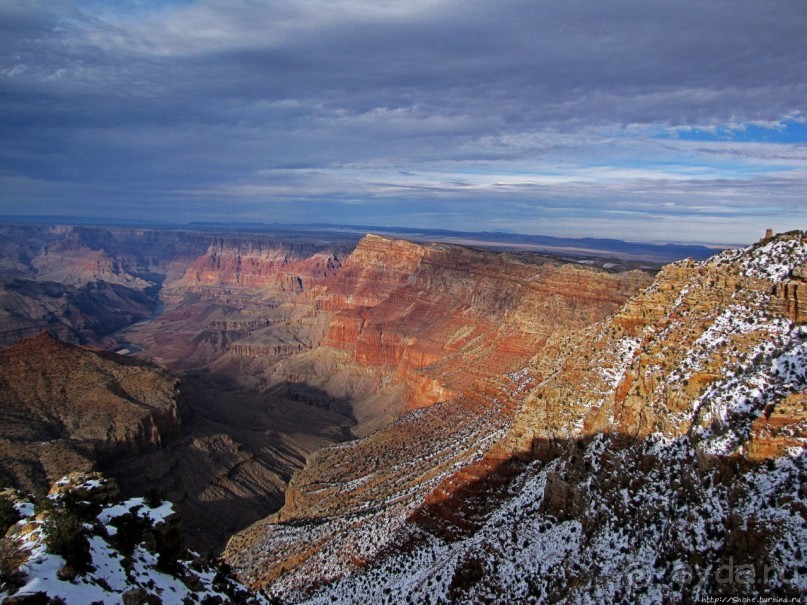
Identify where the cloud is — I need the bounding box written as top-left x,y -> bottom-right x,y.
0,0 -> 805,242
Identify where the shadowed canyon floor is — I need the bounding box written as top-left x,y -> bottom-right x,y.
0,333 -> 354,553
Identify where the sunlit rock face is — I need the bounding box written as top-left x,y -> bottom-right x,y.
282,234 -> 652,432
130,231 -> 648,434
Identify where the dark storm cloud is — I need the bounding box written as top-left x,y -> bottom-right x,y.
1,0 -> 805,242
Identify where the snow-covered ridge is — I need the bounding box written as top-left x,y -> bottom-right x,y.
693,325 -> 807,456
297,440 -> 806,604
710,232 -> 806,283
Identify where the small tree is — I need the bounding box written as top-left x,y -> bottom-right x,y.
109,511 -> 150,557
42,508 -> 92,572
0,494 -> 21,535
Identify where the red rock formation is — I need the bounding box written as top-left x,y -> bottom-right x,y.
178,239 -> 344,291
310,235 -> 651,419
128,233 -> 649,431
770,265 -> 806,323
746,393 -> 807,460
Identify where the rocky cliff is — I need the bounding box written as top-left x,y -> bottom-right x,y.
269,234 -> 651,433
222,231 -> 807,603
0,224 -> 204,347
0,224 -> 355,350
178,237 -> 344,290
112,231 -> 649,436
117,235 -> 351,376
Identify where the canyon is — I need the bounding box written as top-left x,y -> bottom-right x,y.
0,224 -> 650,552
1,223 -> 805,603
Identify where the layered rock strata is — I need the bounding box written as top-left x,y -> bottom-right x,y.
270,234 -> 651,433
222,232 -> 807,603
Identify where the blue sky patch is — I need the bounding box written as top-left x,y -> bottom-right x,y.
671,119 -> 807,143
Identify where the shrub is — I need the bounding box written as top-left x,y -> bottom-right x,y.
143,488 -> 166,509
109,512 -> 150,557
42,508 -> 92,572
60,491 -> 102,522
0,535 -> 29,592
0,494 -> 21,535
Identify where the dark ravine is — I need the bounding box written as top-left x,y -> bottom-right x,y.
0,332 -> 355,554
0,332 -> 183,491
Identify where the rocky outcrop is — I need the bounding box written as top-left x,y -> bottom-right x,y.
178,238 -> 345,290
746,392 -> 807,460
770,266 -> 806,323
229,342 -> 307,358
47,470 -> 122,504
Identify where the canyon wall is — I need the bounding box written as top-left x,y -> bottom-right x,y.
0,225 -> 355,350
223,232 -> 807,603
104,230 -> 649,436
267,234 -> 652,433
2,223 -> 804,600
0,225 -> 208,347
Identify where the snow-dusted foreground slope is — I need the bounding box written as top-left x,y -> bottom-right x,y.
224,231 -> 807,603
1,473 -> 267,604
301,439 -> 805,604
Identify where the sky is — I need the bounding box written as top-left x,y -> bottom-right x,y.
1,0 -> 806,244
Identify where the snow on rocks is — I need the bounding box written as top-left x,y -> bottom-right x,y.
737,235 -> 807,283
692,325 -> 807,456
1,474 -> 267,605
